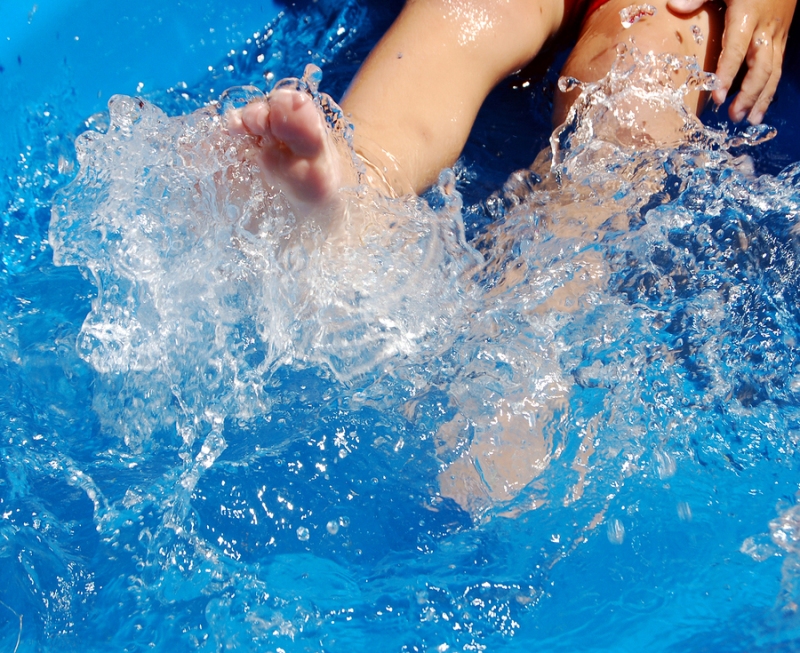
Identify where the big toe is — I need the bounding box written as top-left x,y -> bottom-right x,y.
267,88 -> 328,159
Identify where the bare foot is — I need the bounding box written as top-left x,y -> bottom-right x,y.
227,87 -> 357,214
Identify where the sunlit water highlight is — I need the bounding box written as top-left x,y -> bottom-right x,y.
4,2 -> 800,651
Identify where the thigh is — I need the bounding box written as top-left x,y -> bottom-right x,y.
553,0 -> 724,125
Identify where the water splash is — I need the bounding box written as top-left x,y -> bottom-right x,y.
619,3 -> 657,29
553,45 -> 718,162
32,39 -> 800,649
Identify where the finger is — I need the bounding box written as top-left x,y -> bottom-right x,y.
728,34 -> 774,122
667,0 -> 708,14
713,8 -> 754,106
746,47 -> 784,123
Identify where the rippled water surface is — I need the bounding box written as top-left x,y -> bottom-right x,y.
4,1 -> 800,651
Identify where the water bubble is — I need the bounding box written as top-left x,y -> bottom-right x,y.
619,4 -> 656,28
296,526 -> 310,541
326,520 -> 339,535
607,519 -> 625,544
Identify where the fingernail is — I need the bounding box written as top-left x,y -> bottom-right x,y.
748,111 -> 763,125
731,108 -> 746,123
712,88 -> 728,106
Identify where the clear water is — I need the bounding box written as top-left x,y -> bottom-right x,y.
4,1 -> 800,651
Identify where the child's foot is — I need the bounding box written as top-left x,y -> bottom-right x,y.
227,87 -> 356,213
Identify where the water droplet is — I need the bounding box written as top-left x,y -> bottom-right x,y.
690,25 -> 704,44
619,4 -> 657,29
339,515 -> 350,528
218,85 -> 264,113
726,124 -> 777,148
296,526 -> 310,541
607,518 -> 625,544
558,76 -> 583,93
302,63 -> 323,94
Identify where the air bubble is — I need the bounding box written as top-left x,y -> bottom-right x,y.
326,520 -> 339,535
296,526 -> 310,541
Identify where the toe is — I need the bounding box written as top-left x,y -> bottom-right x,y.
226,108 -> 246,134
267,89 -> 327,159
240,99 -> 271,136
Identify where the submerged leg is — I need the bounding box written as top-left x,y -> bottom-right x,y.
436,248 -> 609,517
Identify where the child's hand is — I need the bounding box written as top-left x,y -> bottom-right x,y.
668,0 -> 797,124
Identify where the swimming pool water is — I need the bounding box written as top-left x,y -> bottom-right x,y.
4,1 -> 800,651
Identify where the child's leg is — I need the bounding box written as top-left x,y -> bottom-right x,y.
554,0 -> 724,127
